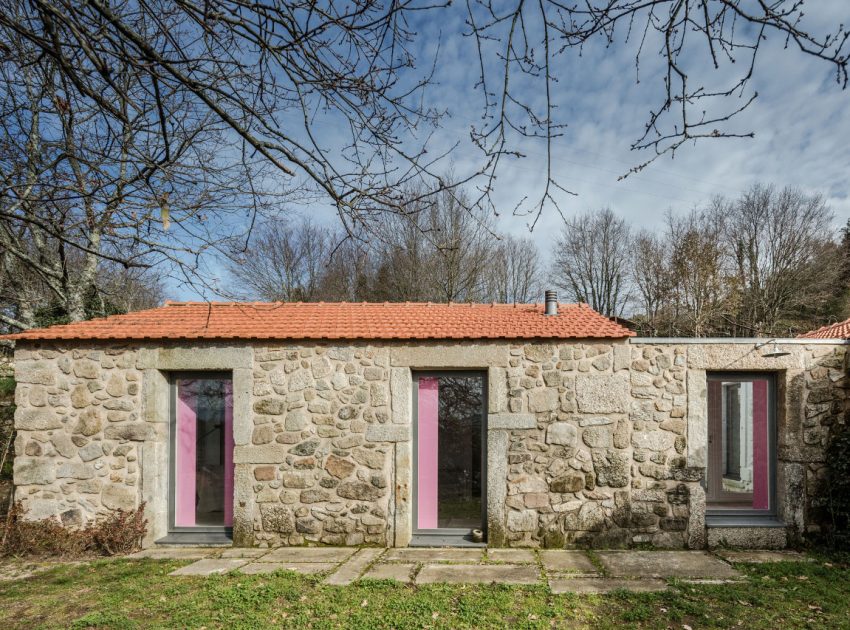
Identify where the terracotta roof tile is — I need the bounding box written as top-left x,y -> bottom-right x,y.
1,301 -> 634,342
798,317 -> 850,339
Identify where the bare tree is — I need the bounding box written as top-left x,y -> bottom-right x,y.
665,208 -> 728,336
553,208 -> 632,316
228,183 -> 544,304
485,236 -> 542,304
0,23 -> 282,328
724,184 -> 839,335
465,1 -> 849,221
0,0 -> 845,244
227,218 -> 331,302
632,231 -> 672,335
425,189 -> 495,303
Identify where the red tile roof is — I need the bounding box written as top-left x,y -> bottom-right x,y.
1,301 -> 634,342
798,318 -> 850,339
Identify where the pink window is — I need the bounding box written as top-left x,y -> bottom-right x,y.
706,375 -> 773,511
174,376 -> 233,528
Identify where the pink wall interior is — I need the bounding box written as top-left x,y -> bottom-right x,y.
174,378 -> 234,528
752,379 -> 769,510
417,377 -> 439,529
175,384 -> 198,527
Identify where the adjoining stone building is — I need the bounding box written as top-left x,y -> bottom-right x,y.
5,300 -> 847,549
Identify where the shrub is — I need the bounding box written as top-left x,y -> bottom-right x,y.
0,501 -> 147,558
825,426 -> 850,549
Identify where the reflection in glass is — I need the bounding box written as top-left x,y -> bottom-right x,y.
707,377 -> 770,510
417,374 -> 484,530
175,377 -> 233,527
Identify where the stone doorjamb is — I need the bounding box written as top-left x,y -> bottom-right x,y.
138,345 -> 252,545
389,344 -> 532,547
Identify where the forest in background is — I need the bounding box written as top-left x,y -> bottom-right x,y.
225,183 -> 850,338
1,173 -> 847,339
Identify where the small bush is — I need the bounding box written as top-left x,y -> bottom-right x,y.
0,501 -> 147,558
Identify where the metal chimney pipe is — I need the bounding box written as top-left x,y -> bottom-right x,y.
544,290 -> 558,316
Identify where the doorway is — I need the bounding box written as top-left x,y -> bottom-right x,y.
413,372 -> 487,540
706,373 -> 775,514
169,373 -> 234,531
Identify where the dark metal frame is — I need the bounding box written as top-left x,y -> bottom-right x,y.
412,370 -> 488,540
705,372 -> 777,516
167,371 -> 233,535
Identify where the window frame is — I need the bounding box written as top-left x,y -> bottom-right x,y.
168,370 -> 234,534
411,370 -> 489,539
705,371 -> 777,517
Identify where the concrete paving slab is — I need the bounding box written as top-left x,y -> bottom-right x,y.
549,578 -> 668,594
240,562 -> 336,575
598,551 -> 741,579
129,547 -> 220,560
383,548 -> 484,563
169,558 -> 248,576
361,563 -> 416,582
261,547 -> 356,563
679,577 -> 744,585
540,550 -> 598,573
487,549 -> 537,563
324,548 -> 385,586
220,548 -> 269,559
713,550 -> 812,563
415,564 -> 539,585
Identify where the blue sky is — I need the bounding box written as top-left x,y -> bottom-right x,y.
174,2 -> 850,300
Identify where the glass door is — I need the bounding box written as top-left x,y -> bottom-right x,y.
171,374 -> 234,529
706,374 -> 775,513
414,372 -> 486,534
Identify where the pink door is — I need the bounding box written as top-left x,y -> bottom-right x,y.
174,376 -> 234,528
416,373 -> 486,531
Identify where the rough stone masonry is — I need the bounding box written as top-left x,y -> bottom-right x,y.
10,338 -> 848,548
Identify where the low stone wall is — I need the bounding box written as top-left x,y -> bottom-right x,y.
9,338 -> 847,548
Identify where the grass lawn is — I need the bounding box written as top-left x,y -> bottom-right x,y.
0,553 -> 848,629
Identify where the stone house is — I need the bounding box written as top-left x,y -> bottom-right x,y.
4,300 -> 847,549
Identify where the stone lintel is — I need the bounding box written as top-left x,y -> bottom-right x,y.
365,424 -> 410,443
390,344 -> 509,368
140,345 -> 252,370
488,413 -> 536,430
233,445 -> 285,464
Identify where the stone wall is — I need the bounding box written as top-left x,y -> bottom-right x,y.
498,342 -> 696,548
10,338 -> 848,548
12,344 -> 149,527
242,345 -> 399,546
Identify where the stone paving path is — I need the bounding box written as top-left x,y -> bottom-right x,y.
128,546 -> 813,593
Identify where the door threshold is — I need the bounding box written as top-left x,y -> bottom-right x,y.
706,515 -> 785,527
156,531 -> 233,546
409,534 -> 486,548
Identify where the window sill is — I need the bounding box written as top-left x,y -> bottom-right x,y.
705,515 -> 785,528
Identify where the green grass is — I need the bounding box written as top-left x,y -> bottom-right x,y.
0,554 -> 848,629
